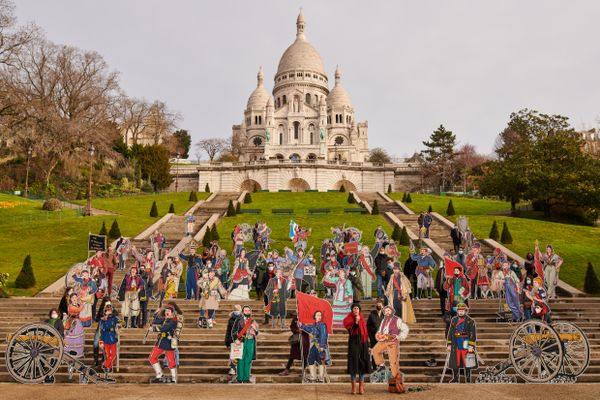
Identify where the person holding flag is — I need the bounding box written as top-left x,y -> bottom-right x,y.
298,310 -> 331,383
443,258 -> 470,318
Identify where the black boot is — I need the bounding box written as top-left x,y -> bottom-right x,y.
132,316 -> 138,328
124,317 -> 129,328
465,368 -> 472,384
449,369 -> 460,383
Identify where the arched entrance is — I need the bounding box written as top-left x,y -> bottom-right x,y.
240,179 -> 261,192
334,179 -> 356,192
288,178 -> 310,192
289,153 -> 301,162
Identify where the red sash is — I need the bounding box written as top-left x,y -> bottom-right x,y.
392,276 -> 402,298
237,317 -> 254,340
359,255 -> 375,279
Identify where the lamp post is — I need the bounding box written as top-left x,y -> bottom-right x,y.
24,145 -> 32,198
175,152 -> 180,192
84,143 -> 95,216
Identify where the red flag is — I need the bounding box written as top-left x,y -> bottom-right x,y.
445,257 -> 464,276
534,247 -> 544,281
296,291 -> 333,334
344,242 -> 359,255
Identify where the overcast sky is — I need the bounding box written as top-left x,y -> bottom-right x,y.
15,0 -> 600,158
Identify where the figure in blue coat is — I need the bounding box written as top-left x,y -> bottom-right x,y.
298,311 -> 331,383
179,249 -> 203,300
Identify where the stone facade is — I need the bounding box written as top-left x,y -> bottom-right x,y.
232,12 -> 369,163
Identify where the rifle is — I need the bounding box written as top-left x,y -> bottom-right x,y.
440,351 -> 450,383
116,324 -> 120,372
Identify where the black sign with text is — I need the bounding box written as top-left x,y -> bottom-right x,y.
88,234 -> 107,252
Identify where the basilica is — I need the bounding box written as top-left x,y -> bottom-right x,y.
232,12 -> 369,163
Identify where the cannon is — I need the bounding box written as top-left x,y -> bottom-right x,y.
5,323 -> 115,384
476,320 -> 590,384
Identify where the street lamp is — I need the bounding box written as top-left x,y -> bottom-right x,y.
175,152 -> 180,192
24,145 -> 32,198
84,143 -> 95,216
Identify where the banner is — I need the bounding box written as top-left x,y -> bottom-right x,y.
88,233 -> 107,252
344,242 -> 359,255
296,291 -> 333,334
444,256 -> 463,276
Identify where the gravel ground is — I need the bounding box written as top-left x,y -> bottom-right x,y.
0,383 -> 597,400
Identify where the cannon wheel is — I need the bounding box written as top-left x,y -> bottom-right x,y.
553,321 -> 590,377
509,320 -> 563,383
5,323 -> 64,384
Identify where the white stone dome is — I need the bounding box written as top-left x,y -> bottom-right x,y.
276,12 -> 326,77
327,66 -> 352,108
247,67 -> 271,109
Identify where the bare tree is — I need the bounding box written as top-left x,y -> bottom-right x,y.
196,138 -> 228,161
145,100 -> 179,145
0,0 -> 39,66
112,96 -> 151,146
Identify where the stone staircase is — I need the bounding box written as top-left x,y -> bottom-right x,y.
358,192 -> 407,214
1,297 -> 599,383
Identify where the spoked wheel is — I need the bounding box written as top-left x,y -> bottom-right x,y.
509,320 -> 563,383
5,323 -> 64,383
553,321 -> 590,377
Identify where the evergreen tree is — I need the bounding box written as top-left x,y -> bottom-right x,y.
150,201 -> 158,217
500,222 -> 513,244
108,219 -> 121,240
391,224 -> 401,241
168,203 -> 175,213
210,225 -> 220,241
446,199 -> 456,216
15,255 -> 36,289
339,185 -> 346,192
235,201 -> 241,214
584,262 -> 600,294
99,221 -> 108,236
387,184 -> 392,194
202,226 -> 212,247
399,226 -> 410,245
189,191 -> 198,202
244,193 -> 252,203
371,200 -> 380,215
205,183 -> 210,193
227,200 -> 236,216
401,192 -> 407,202
489,220 -> 499,240
427,204 -> 433,213
347,193 -> 355,204
421,125 -> 457,191
406,193 -> 412,203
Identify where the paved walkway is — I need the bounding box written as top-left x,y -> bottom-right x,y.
0,383 -> 596,400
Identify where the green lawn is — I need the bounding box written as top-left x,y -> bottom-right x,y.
218,192 -> 409,264
0,192 -> 207,296
390,192 -> 600,291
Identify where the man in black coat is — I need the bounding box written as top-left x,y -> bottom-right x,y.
450,225 -> 462,253
446,303 -> 478,383
366,298 -> 385,368
225,304 -> 242,375
374,247 -> 389,300
403,255 -> 418,298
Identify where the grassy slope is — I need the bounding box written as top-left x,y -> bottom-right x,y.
0,192 -> 208,296
390,193 -> 600,290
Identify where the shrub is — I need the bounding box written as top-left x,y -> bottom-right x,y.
489,220 -> 499,241
235,201 -> 241,214
210,225 -> 220,241
227,200 -> 236,217
108,219 -> 121,240
202,226 -> 212,247
339,185 -> 346,192
399,226 -> 410,245
387,184 -> 392,194
99,221 -> 108,236
15,255 -> 35,289
446,200 -> 456,216
150,201 -> 158,217
205,183 -> 210,193
141,181 -> 154,193
372,200 -> 379,215
391,224 -> 401,241
244,193 -> 252,203
500,222 -> 513,244
347,193 -> 355,204
406,193 -> 412,203
169,203 -> 175,213
189,191 -> 198,202
42,198 -> 63,211
584,262 -> 600,294
427,204 -> 432,213
401,192 -> 407,202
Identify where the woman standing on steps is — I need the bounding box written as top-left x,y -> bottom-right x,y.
343,303 -> 371,395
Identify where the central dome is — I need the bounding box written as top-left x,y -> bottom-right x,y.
275,11 -> 327,77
